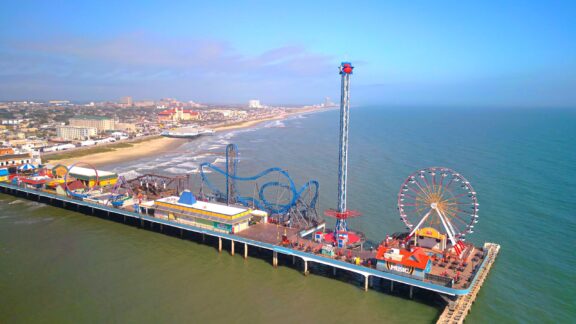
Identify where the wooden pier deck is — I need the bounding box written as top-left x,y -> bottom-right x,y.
1,182 -> 500,320
436,243 -> 501,324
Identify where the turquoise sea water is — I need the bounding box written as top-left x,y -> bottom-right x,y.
1,107 -> 575,323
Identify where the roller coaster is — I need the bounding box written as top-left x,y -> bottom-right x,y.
199,144 -> 322,229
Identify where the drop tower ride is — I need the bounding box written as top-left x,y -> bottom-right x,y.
323,62 -> 362,247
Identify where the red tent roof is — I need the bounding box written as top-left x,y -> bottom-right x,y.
58,180 -> 85,191
376,246 -> 430,270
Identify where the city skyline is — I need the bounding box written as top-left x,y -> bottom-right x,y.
1,1 -> 575,108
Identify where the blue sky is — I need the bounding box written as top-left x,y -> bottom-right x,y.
1,0 -> 575,107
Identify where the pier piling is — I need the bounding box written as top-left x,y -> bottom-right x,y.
303,259 -> 309,275
218,237 -> 222,253
244,243 -> 248,259
364,275 -> 369,291
231,240 -> 235,256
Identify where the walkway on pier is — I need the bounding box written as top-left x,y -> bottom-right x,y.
436,243 -> 501,324
0,182 -> 495,298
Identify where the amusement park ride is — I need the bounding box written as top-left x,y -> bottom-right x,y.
322,62 -> 364,248
398,167 -> 478,258
49,61 -> 482,264
199,144 -> 322,230
0,59 -> 499,322
196,61 -> 481,259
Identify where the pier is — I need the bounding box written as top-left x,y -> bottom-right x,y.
1,181 -> 500,323
436,243 -> 501,324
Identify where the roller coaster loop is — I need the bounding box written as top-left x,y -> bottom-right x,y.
199,162 -> 319,215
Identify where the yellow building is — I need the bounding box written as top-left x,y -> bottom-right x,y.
414,227 -> 447,251
0,168 -> 8,182
154,190 -> 259,234
67,166 -> 118,187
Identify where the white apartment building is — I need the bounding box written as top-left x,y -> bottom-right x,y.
69,116 -> 115,131
56,126 -> 97,140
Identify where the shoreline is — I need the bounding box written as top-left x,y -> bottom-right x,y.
45,106 -> 333,168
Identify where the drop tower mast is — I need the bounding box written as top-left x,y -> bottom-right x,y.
323,62 -> 362,247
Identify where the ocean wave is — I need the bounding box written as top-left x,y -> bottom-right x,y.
26,205 -> 47,211
265,120 -> 285,128
14,217 -> 54,225
164,167 -> 186,174
178,162 -> 198,169
169,156 -> 189,163
187,168 -> 211,174
222,132 -> 238,140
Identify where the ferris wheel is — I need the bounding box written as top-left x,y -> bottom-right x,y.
397,167 -> 479,247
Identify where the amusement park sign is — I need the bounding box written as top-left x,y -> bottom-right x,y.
386,262 -> 415,275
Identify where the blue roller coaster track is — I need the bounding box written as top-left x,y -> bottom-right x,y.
199,145 -> 319,216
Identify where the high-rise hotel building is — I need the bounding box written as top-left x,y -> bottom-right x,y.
69,116 -> 115,132
56,126 -> 97,140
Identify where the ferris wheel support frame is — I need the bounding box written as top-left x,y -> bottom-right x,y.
408,209 -> 432,237
435,207 -> 458,247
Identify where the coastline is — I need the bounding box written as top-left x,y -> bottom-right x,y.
46,136 -> 186,168
45,106 -> 333,168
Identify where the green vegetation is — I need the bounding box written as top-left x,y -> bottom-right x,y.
110,142 -> 133,148
43,147 -> 117,162
129,135 -> 161,144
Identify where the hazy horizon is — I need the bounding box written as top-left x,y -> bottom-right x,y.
1,1 -> 575,108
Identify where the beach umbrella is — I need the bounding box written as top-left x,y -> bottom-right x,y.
18,163 -> 36,171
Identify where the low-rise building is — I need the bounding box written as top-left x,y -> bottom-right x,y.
157,107 -> 200,122
0,152 -> 34,168
0,147 -> 14,155
154,190 -> 257,234
375,247 -> 432,279
115,122 -> 137,132
68,166 -> 118,187
1,119 -> 24,125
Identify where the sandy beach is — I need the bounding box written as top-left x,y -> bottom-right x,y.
46,137 -> 187,168
45,107 -> 330,168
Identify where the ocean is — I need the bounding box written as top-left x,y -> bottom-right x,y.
1,106 -> 575,323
